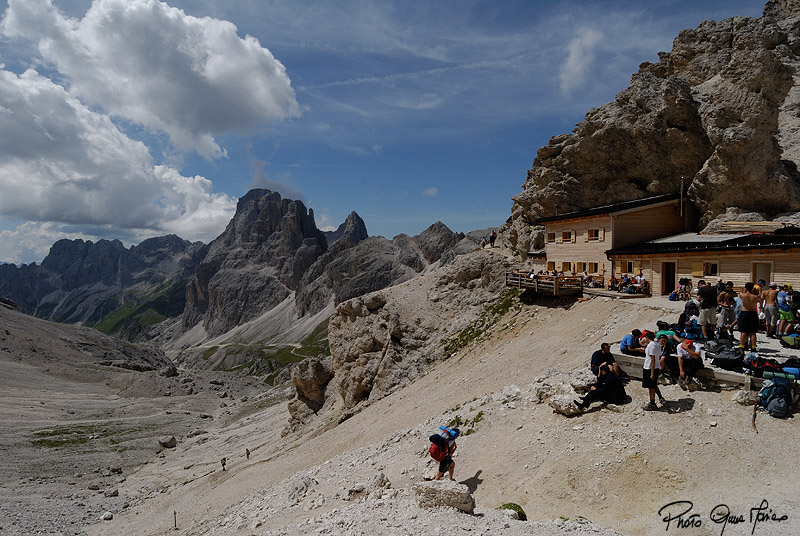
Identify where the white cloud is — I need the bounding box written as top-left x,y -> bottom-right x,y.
0,221 -> 89,265
423,187 -> 438,197
2,0 -> 300,159
247,157 -> 306,202
559,28 -> 604,94
313,212 -> 337,233
0,67 -> 236,260
149,165 -> 237,241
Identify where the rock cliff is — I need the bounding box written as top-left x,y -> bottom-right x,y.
506,0 -> 800,253
285,250 -> 511,432
0,235 -> 206,336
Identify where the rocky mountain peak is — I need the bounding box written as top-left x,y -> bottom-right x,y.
323,211 -> 369,247
182,189 -> 330,336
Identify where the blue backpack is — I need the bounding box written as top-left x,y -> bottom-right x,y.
759,378 -> 792,418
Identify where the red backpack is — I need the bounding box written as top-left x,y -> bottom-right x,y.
428,433 -> 449,461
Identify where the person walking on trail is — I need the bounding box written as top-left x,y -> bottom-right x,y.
642,331 -> 666,410
221,457 -> 227,471
432,426 -> 460,481
489,231 -> 497,248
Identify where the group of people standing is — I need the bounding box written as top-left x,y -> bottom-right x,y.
693,278 -> 796,350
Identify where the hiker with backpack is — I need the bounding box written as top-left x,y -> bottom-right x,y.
428,426 -> 460,481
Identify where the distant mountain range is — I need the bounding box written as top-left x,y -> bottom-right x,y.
0,189 -> 483,368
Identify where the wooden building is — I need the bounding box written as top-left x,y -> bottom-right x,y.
606,224 -> 800,296
534,193 -> 689,283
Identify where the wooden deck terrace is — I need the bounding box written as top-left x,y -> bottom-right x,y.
505,272 -> 584,297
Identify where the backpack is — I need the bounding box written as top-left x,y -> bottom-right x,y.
759,377 -> 792,418
710,347 -> 744,371
780,335 -> 800,349
428,431 -> 450,462
747,356 -> 783,378
428,439 -> 447,461
705,339 -> 732,355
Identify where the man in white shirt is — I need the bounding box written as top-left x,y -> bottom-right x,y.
641,331 -> 666,410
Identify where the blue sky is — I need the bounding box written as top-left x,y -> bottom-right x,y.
0,0 -> 763,264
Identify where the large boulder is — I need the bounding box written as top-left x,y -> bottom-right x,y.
286,356 -> 335,431
413,480 -> 476,514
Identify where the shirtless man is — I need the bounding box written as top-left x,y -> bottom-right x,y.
738,282 -> 761,350
761,282 -> 779,338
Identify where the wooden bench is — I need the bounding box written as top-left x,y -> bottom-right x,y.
613,353 -> 771,390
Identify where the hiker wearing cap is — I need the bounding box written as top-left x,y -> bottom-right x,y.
762,282 -> 779,338
620,329 -> 645,356
642,331 -> 666,410
676,338 -> 703,391
433,426 -> 460,481
715,278 -> 726,295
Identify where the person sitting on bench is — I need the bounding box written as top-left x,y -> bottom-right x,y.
575,364 -> 628,410
676,338 -> 703,390
619,329 -> 645,356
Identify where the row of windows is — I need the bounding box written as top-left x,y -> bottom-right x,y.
546,228 -> 605,243
609,260 -> 719,276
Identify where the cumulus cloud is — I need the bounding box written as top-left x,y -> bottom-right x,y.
0,222 -> 89,265
247,157 -> 306,202
2,0 -> 300,159
559,28 -> 604,94
423,187 -> 438,197
0,67 -> 235,257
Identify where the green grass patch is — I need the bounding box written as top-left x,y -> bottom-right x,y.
202,346 -> 219,360
92,278 -> 188,339
498,503 -> 527,521
31,425 -> 101,448
441,288 -> 519,355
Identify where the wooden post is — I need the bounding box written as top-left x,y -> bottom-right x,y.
174,511 -> 177,530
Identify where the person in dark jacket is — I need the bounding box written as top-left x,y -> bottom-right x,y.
575,365 -> 628,410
